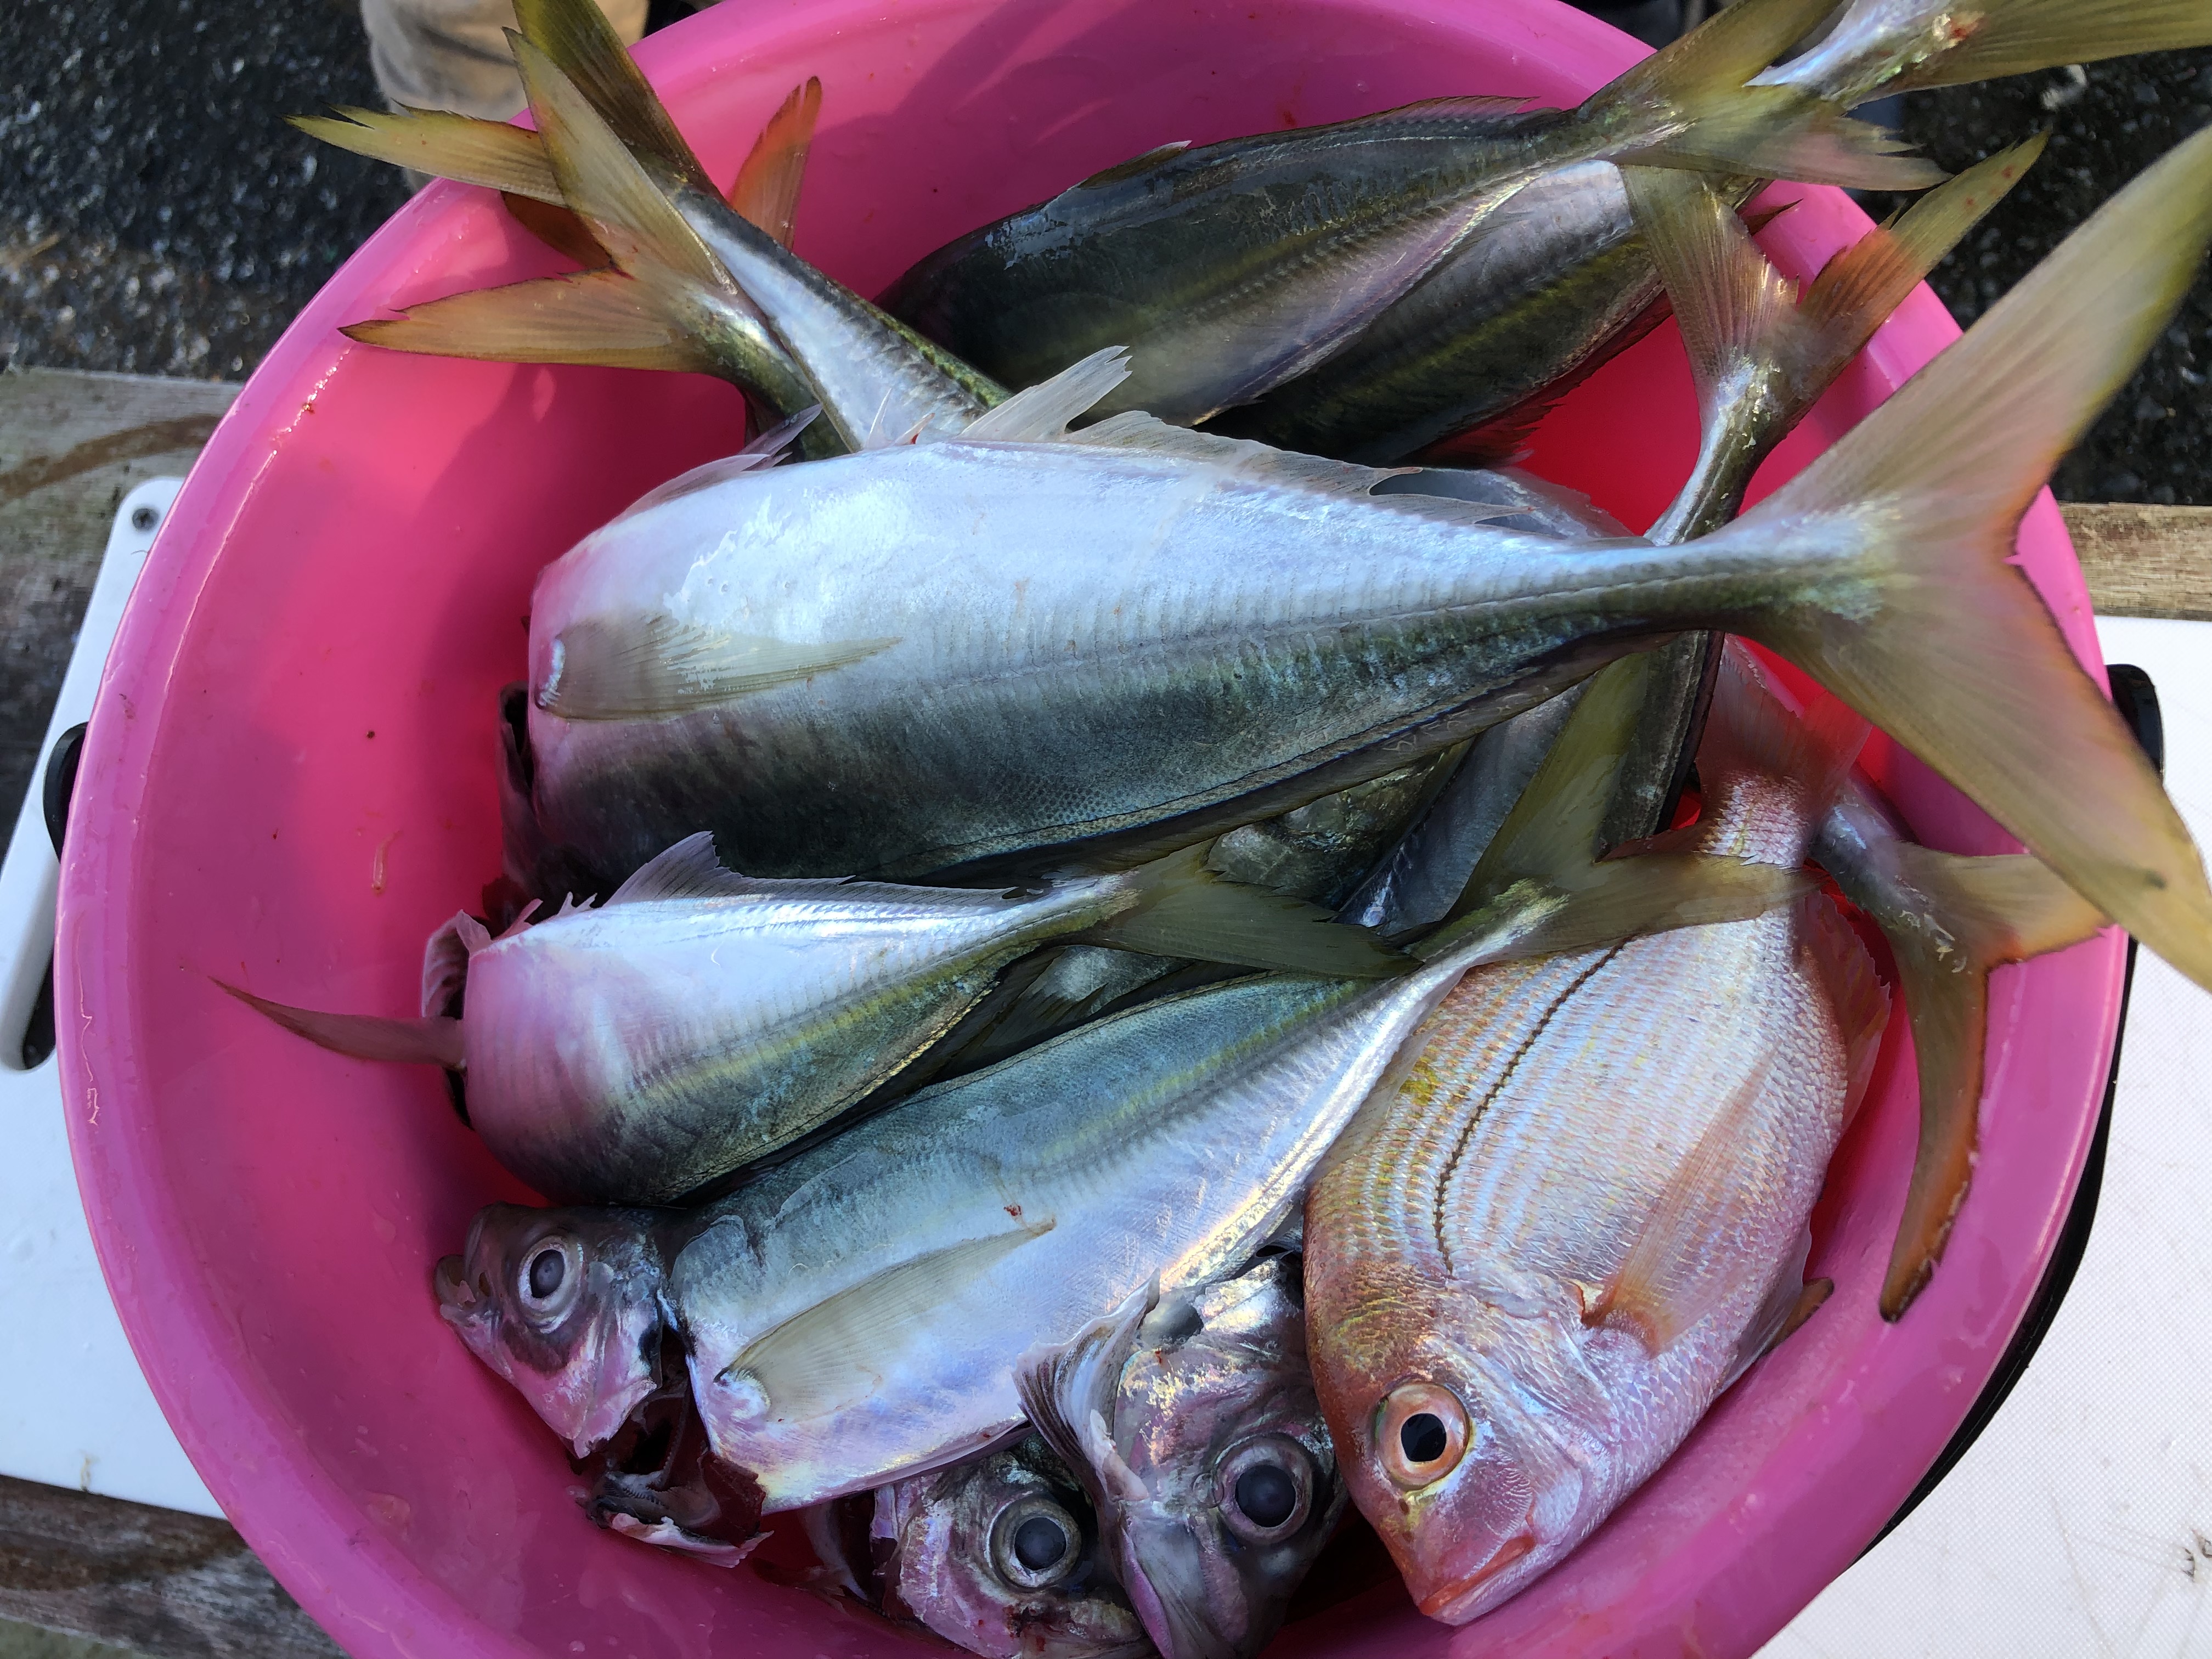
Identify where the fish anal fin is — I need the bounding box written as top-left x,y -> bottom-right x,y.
217,980 -> 465,1069
535,614 -> 899,721
1583,1059 -> 1774,1355
606,831 -> 769,905
729,78 -> 821,249
721,1223 -> 1055,1423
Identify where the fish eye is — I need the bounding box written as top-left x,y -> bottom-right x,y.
516,1233 -> 584,1322
990,1494 -> 1083,1590
1376,1381 -> 1471,1489
1218,1436 -> 1314,1542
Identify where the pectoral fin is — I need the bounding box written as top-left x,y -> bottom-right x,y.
720,1223 -> 1054,1424
1582,1059 -> 1774,1355
535,614 -> 898,720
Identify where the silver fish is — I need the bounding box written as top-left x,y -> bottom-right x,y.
230,828 -> 1391,1206
1023,1253 -> 1345,1659
867,1436 -> 1150,1659
1304,644 -> 1891,1624
435,672 -> 1796,1496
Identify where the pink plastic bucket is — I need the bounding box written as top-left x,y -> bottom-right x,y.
58,1 -> 2125,1655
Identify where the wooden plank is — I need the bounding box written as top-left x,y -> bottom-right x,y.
2061,503 -> 2212,623
0,1475 -> 340,1659
0,367 -> 238,832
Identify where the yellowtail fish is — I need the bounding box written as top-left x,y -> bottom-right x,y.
1303,642 -> 1891,1623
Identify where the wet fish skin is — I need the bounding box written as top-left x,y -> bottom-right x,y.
1211,163 -> 1678,464
668,956 -> 1474,1511
881,0 -> 1935,427
873,1436 -> 1150,1659
439,833 -> 1221,1205
520,431 -> 1805,886
1304,646 -> 1881,1623
1024,1254 -> 1347,1659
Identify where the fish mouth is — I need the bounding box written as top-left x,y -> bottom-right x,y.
1415,1529 -> 1539,1623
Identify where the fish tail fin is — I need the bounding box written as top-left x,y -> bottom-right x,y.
510,0 -> 711,190
1698,640 -> 1869,832
343,267 -> 719,371
215,979 -> 465,1069
289,106 -> 562,201
1081,845 -> 1408,978
1877,845 -> 2107,1318
1631,139 -> 2039,538
1797,0 -> 2212,102
1593,0 -> 1944,190
1414,655 -> 1814,966
1713,123 -> 2212,993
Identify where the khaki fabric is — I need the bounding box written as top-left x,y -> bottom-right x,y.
362,0 -> 650,121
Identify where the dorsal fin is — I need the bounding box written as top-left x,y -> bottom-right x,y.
957,348 -> 1133,442
607,832 -> 771,904
1073,412 -> 1501,509
1075,139 -> 1193,190
611,408 -> 821,521
1349,93 -> 1537,123
729,79 -> 821,248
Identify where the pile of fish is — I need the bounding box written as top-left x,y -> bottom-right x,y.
236,0 -> 2212,1649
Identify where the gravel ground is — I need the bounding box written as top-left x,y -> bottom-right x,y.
0,0 -> 408,380
1,2 -> 2207,495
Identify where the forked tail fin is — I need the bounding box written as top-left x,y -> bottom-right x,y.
1632,137 -> 2042,540
1762,0 -> 2212,106
1590,0 -> 1944,190
1819,799 -> 2108,1319
1711,123 -> 2212,993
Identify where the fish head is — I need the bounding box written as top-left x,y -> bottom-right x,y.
1023,1256 -> 1346,1659
1320,1320 -> 1595,1627
434,1201 -> 669,1456
883,1435 -> 1149,1659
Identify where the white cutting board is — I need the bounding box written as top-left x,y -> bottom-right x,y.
2,495 -> 2206,1640
1765,614 -> 2212,1658
0,478 -> 220,1518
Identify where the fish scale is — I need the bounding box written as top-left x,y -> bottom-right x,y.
1304,646 -> 1874,1624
